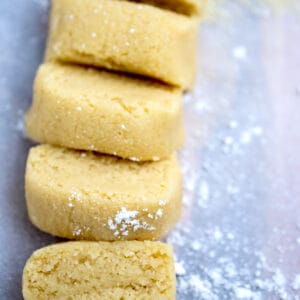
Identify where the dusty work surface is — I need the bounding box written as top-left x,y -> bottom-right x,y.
0,0 -> 299,299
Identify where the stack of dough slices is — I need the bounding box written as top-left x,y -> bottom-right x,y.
23,0 -> 206,299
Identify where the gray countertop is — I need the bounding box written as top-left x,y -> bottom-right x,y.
0,0 -> 300,299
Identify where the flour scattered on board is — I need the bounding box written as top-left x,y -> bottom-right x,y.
175,261 -> 186,276
168,0 -> 298,295
198,181 -> 210,207
235,287 -> 258,299
233,46 -> 247,60
16,115 -> 26,138
292,274 -> 300,290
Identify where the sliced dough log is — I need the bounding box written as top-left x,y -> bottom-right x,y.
45,0 -> 199,89
23,241 -> 176,300
26,63 -> 184,162
25,145 -> 182,241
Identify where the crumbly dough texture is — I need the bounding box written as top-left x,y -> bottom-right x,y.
26,63 -> 184,161
25,145 -> 182,241
23,241 -> 176,300
45,0 -> 198,89
131,0 -> 207,16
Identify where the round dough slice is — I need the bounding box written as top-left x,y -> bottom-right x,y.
26,62 -> 184,162
25,144 -> 182,241
23,241 -> 176,300
45,0 -> 199,89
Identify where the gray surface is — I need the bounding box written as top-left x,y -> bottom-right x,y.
0,0 -> 300,299
0,1 -> 58,299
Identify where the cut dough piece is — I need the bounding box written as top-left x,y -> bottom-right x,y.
26,63 -> 184,162
23,241 -> 176,300
45,0 -> 198,89
131,0 -> 207,16
25,145 -> 182,241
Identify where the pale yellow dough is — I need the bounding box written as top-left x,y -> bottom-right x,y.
45,0 -> 198,89
25,145 -> 182,241
23,241 -> 176,300
132,0 -> 207,16
26,63 -> 184,161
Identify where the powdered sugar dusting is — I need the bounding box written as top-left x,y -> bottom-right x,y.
159,199 -> 167,206
107,207 -> 155,237
155,208 -> 163,219
129,156 -> 140,162
72,226 -> 82,237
